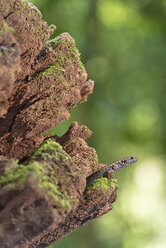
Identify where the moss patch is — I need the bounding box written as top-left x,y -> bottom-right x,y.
47,32 -> 84,69
33,33 -> 83,83
0,140 -> 78,212
0,161 -> 45,191
20,0 -> 28,9
31,139 -> 70,162
87,177 -> 118,193
35,64 -> 66,80
0,23 -> 15,34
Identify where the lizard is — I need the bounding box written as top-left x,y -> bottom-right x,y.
86,156 -> 137,187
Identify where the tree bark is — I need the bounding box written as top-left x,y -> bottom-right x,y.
0,1 -> 117,247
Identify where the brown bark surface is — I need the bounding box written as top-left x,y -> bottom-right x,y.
0,1 -> 118,247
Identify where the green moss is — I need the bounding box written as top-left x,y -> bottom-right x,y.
12,9 -> 19,15
87,177 -> 118,193
49,24 -> 55,31
31,32 -> 84,87
28,2 -> 41,18
43,64 -> 66,76
17,0 -> 41,21
37,30 -> 45,37
27,33 -> 85,122
0,140 -> 77,212
32,63 -> 66,83
20,0 -> 28,9
87,127 -> 92,134
0,161 -> 45,191
32,139 -> 69,161
0,23 -> 15,34
46,33 -> 84,70
33,24 -> 46,38
31,139 -> 78,176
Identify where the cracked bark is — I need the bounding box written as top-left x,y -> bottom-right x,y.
0,1 -> 117,247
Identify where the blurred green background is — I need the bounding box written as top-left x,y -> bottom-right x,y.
30,0 -> 166,247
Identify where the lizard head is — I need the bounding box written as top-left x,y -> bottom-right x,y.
111,156 -> 137,171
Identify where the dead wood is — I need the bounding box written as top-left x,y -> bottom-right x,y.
0,1 -> 118,247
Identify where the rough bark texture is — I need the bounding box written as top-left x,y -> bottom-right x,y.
0,1 -> 118,247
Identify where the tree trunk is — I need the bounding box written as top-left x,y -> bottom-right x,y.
0,1 -> 117,247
